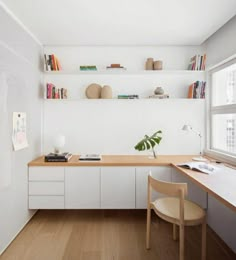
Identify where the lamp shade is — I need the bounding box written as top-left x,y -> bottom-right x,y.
53,134 -> 65,154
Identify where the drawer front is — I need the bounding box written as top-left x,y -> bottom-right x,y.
29,182 -> 64,195
29,167 -> 64,181
29,196 -> 64,209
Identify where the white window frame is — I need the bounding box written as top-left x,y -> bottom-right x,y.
205,56 -> 236,165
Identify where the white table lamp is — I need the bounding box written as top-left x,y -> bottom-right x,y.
53,134 -> 65,154
182,124 -> 206,161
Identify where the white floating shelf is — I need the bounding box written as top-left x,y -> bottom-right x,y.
44,70 -> 206,75
43,98 -> 206,101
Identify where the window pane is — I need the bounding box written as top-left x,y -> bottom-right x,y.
212,63 -> 236,106
212,113 -> 236,154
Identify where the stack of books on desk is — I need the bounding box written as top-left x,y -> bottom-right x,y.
45,152 -> 72,162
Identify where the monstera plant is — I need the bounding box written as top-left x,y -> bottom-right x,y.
134,130 -> 162,158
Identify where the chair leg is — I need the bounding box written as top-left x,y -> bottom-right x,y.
146,207 -> 151,249
202,217 -> 206,260
179,224 -> 184,260
173,224 -> 177,241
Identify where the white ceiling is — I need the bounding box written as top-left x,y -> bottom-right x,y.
2,0 -> 236,46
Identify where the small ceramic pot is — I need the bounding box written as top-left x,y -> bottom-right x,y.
145,58 -> 154,70
101,85 -> 112,99
154,87 -> 164,95
154,60 -> 163,70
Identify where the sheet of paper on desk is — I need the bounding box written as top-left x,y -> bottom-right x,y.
177,162 -> 219,175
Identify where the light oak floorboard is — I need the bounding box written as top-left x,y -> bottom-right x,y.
1,210 -> 235,260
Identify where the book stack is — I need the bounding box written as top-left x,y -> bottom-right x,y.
44,54 -> 62,71
117,94 -> 139,99
80,65 -> 97,71
106,64 -> 126,70
45,152 -> 72,162
46,83 -> 68,99
188,54 -> 206,70
149,94 -> 169,99
188,81 -> 206,99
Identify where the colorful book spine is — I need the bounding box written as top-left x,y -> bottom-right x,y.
188,81 -> 206,98
188,54 -> 206,71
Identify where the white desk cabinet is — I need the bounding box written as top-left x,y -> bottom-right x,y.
101,167 -> 135,208
65,167 -> 100,209
136,166 -> 172,209
28,167 -> 65,209
207,195 -> 236,252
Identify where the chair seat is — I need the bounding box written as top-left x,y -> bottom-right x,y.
152,197 -> 205,222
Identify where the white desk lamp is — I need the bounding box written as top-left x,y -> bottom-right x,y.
53,134 -> 65,154
182,125 -> 206,161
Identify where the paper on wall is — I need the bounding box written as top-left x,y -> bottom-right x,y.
12,112 -> 28,151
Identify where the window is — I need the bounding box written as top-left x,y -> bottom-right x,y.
209,58 -> 236,159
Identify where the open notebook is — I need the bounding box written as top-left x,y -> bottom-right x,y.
177,162 -> 219,175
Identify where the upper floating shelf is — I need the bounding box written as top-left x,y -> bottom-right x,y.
44,70 -> 206,75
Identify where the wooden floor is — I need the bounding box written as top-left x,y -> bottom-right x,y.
1,210 -> 235,260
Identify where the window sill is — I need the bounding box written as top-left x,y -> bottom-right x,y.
204,149 -> 236,167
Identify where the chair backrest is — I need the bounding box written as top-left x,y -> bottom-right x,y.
148,174 -> 188,198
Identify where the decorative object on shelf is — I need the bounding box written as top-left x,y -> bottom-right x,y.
101,85 -> 112,99
188,81 -> 206,98
80,65 -> 97,71
182,125 -> 206,162
44,54 -> 62,71
154,87 -> 164,95
106,64 -> 126,70
149,94 -> 169,99
85,83 -> 102,99
117,94 -> 139,99
188,54 -> 206,70
53,134 -> 65,154
154,60 -> 163,70
145,58 -> 154,70
134,130 -> 162,159
149,87 -> 169,99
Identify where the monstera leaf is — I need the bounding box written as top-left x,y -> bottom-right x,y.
134,130 -> 162,158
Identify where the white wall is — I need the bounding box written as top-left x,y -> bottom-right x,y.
203,14 -> 236,253
204,15 -> 236,68
43,46 -> 206,155
0,4 -> 42,254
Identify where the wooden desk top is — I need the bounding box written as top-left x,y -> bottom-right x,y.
28,155 -> 236,212
28,155 -> 195,167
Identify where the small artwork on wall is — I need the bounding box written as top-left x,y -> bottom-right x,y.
12,112 -> 28,151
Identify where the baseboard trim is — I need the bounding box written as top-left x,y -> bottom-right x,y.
0,210 -> 38,256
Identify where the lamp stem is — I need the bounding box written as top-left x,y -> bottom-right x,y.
199,134 -> 202,157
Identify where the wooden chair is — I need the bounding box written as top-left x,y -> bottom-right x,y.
146,173 -> 206,260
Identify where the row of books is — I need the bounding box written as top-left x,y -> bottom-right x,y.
46,83 -> 68,99
44,54 -> 62,71
188,54 -> 206,71
188,81 -> 206,99
117,94 -> 139,99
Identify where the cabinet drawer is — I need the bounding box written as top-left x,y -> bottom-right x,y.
29,196 -> 64,209
29,182 -> 64,195
29,167 -> 64,181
